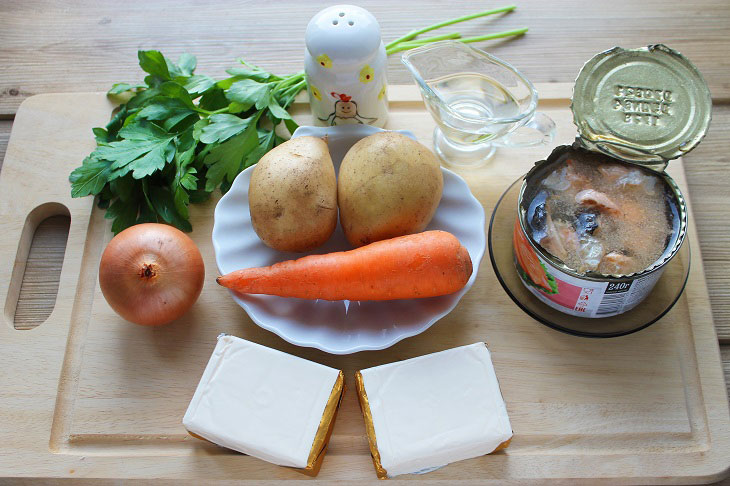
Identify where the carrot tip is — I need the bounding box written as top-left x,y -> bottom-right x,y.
216,276 -> 222,285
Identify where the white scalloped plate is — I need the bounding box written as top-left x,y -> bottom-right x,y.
212,124 -> 486,354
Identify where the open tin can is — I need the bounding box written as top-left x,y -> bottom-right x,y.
513,45 -> 711,318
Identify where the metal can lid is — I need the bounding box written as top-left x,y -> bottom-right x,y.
571,44 -> 712,172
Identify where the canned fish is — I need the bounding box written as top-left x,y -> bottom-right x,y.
513,45 -> 709,318
514,144 -> 686,318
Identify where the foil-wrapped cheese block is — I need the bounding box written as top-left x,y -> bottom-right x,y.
355,342 -> 512,478
183,334 -> 344,476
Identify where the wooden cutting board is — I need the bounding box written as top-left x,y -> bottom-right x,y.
1,85 -> 728,483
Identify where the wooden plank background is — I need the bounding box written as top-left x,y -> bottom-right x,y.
1,0 -> 729,482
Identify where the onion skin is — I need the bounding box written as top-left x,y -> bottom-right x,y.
99,223 -> 205,326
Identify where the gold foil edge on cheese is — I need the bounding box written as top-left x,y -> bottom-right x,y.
494,437 -> 512,452
301,369 -> 345,476
355,370 -> 388,480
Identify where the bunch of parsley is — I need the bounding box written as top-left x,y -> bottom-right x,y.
69,50 -> 304,233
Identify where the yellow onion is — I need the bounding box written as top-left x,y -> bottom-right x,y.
99,223 -> 205,326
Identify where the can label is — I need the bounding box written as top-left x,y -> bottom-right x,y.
513,218 -> 663,318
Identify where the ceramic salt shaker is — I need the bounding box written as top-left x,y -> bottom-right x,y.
305,5 -> 388,127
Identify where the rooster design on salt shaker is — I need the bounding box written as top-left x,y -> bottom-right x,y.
305,5 -> 388,127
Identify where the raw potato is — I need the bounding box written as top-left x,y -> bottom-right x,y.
248,136 -> 337,252
338,132 -> 443,247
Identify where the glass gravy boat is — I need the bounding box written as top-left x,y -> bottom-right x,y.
402,41 -> 555,168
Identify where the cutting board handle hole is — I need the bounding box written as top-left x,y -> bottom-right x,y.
5,203 -> 70,330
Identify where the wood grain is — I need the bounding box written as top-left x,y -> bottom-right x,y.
684,104 -> 730,341
1,0 -> 730,481
12,215 -> 69,330
720,344 -> 730,396
690,95 -> 730,475
718,346 -> 730,485
0,120 -> 10,169
1,0 -> 730,116
0,88 -> 728,483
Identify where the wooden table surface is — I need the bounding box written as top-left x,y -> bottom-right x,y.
1,0 -> 729,482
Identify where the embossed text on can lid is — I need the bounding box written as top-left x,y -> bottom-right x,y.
571,44 -> 712,172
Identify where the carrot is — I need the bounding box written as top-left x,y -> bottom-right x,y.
216,230 -> 473,301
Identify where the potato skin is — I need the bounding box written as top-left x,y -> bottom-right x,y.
248,136 -> 337,252
338,132 -> 443,247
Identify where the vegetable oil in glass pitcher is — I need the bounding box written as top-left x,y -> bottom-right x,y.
402,41 -> 555,168
429,73 -> 522,144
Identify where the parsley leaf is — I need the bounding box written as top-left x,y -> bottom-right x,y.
267,98 -> 292,120
105,198 -> 140,234
69,156 -> 114,197
109,174 -> 136,202
138,50 -> 171,80
198,87 -> 229,111
203,124 -> 258,192
226,65 -> 275,82
137,98 -> 197,131
150,187 -> 192,232
176,53 -> 197,77
93,122 -> 175,179
108,82 -> 146,95
172,130 -> 198,219
184,75 -> 216,95
198,113 -> 253,144
157,82 -> 197,110
137,98 -> 191,121
226,79 -> 272,110
245,129 -> 276,169
92,127 -> 111,143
